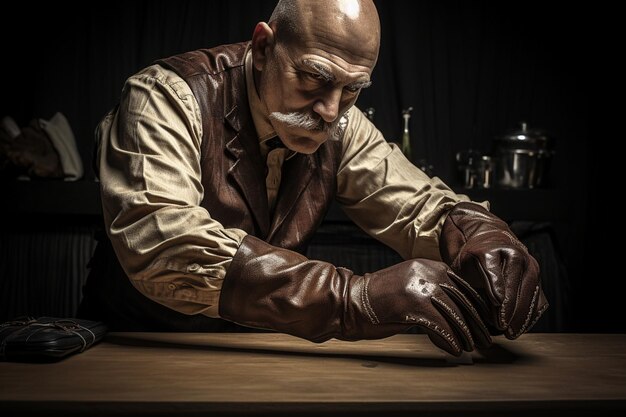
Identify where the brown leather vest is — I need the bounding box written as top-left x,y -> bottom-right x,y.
156,42 -> 343,253
80,43 -> 343,331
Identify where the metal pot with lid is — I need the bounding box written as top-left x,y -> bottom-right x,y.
493,121 -> 554,188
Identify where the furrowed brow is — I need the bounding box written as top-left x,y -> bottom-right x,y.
347,80 -> 372,90
302,59 -> 371,90
302,59 -> 334,82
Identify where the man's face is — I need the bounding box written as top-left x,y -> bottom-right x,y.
257,40 -> 376,154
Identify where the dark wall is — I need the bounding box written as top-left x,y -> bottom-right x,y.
1,1 -> 613,330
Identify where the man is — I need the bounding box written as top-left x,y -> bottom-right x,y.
79,0 -> 547,357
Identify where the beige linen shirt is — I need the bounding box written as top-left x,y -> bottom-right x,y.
97,50 -> 477,318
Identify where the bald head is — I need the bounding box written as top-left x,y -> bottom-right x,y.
251,0 -> 381,153
268,0 -> 380,64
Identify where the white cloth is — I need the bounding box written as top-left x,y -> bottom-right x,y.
39,112 -> 83,181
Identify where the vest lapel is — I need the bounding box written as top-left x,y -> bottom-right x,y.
224,106 -> 270,237
267,152 -> 316,241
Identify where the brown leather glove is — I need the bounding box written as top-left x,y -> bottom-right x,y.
219,235 -> 491,356
439,202 -> 549,339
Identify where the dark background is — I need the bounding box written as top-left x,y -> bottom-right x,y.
0,1 -> 614,331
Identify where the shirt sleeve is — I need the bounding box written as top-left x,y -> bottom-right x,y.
336,107 -> 487,261
97,64 -> 247,318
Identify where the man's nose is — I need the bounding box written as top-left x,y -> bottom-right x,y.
312,88 -> 342,123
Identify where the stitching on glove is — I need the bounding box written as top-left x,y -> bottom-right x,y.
509,285 -> 540,339
501,251 -> 529,331
361,277 -> 379,325
500,294 -> 510,329
415,316 -> 459,353
440,282 -> 485,329
431,296 -> 473,348
526,297 -> 549,333
499,256 -> 509,327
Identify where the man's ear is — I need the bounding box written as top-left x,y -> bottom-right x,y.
251,22 -> 274,71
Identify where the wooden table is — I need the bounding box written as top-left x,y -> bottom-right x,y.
1,333 -> 625,416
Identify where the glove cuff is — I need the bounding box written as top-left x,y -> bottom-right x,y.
439,202 -> 511,265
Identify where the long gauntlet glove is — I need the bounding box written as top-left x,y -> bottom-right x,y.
219,235 -> 491,357
439,202 -> 549,339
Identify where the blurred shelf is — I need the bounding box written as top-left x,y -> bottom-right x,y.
2,180 -> 561,223
325,187 -> 562,223
451,187 -> 563,222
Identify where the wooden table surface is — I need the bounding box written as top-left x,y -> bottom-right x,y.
1,333 -> 625,416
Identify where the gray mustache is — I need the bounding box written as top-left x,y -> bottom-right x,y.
270,111 -> 338,135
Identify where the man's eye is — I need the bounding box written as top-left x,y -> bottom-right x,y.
345,86 -> 360,94
305,72 -> 326,81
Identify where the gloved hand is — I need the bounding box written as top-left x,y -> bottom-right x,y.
439,202 -> 549,339
219,235 -> 491,357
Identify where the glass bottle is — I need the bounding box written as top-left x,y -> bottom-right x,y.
401,107 -> 413,161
